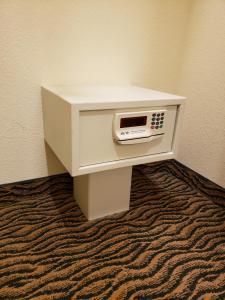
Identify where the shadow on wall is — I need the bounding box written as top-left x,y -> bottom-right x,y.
44,142 -> 67,176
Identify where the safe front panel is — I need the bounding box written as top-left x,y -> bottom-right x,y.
79,106 -> 177,167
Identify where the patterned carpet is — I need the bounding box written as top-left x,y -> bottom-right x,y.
0,160 -> 225,300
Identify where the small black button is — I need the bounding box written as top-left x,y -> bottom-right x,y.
160,121 -> 163,124
157,113 -> 160,117
156,126 -> 159,129
160,125 -> 163,128
156,122 -> 159,125
151,122 -> 155,125
161,117 -> 164,120
161,112 -> 164,116
152,113 -> 156,117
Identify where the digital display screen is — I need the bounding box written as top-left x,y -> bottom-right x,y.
120,116 -> 147,128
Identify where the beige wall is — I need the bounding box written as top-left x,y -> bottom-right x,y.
0,0 -> 190,184
1,1 -> 225,188
177,0 -> 225,188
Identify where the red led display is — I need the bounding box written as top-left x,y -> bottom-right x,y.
120,116 -> 147,128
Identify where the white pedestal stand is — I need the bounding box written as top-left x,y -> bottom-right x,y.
73,167 -> 132,220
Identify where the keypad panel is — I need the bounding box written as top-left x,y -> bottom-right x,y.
150,112 -> 165,130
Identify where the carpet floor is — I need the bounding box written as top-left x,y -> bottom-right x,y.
0,160 -> 225,300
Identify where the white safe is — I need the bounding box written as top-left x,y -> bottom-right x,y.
42,85 -> 185,220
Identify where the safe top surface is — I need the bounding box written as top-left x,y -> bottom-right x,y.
43,85 -> 185,110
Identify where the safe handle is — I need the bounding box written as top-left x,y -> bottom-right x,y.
116,134 -> 163,145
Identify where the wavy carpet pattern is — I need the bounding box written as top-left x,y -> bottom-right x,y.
0,160 -> 225,300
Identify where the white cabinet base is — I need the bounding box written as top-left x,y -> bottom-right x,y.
73,167 -> 132,220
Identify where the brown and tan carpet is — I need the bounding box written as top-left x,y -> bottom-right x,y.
0,160 -> 225,300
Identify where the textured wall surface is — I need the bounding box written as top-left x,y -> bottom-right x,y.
177,0 -> 225,188
0,0 -> 190,184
